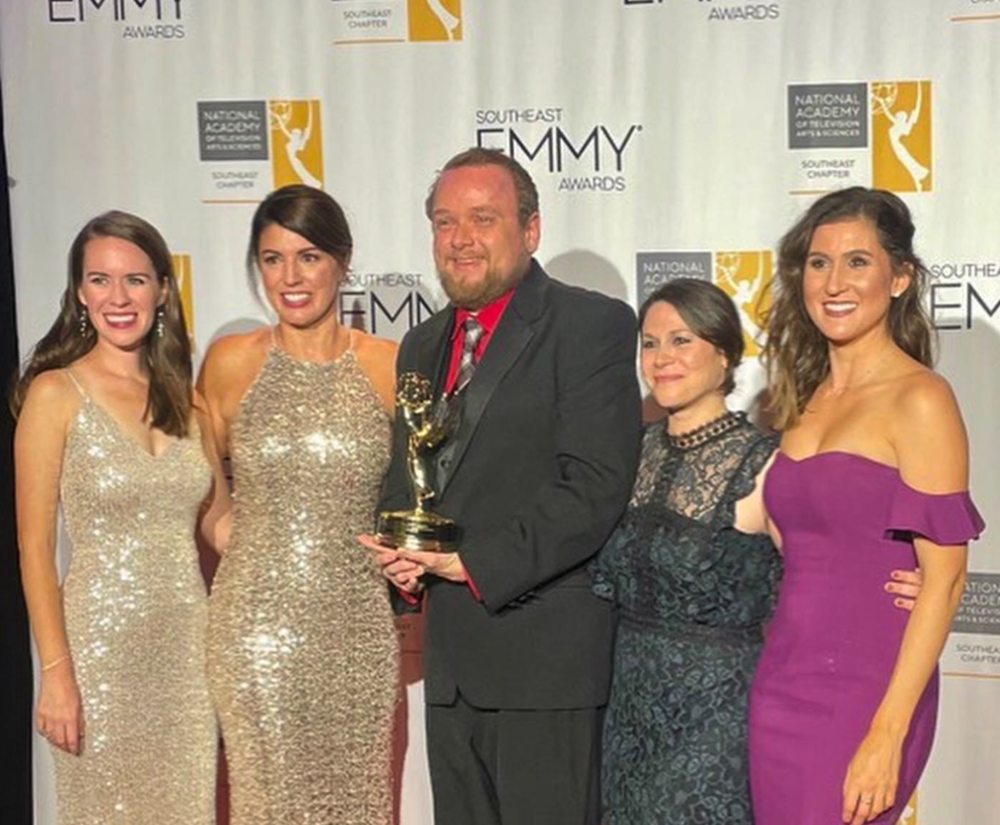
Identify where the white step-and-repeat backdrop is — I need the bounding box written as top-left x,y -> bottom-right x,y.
2,2 -> 998,823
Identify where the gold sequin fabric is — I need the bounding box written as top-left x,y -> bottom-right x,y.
56,395 -> 216,825
207,346 -> 397,825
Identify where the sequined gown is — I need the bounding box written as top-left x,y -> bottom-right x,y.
594,414 -> 781,825
56,377 -> 216,825
207,342 -> 397,825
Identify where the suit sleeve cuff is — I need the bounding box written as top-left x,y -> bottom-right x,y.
465,569 -> 483,602
395,585 -> 423,606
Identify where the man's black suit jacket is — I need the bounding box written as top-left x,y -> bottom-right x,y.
380,260 -> 642,710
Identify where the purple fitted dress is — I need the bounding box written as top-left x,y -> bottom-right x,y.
749,451 -> 984,825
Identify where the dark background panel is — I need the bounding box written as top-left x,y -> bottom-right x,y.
1,71 -> 34,825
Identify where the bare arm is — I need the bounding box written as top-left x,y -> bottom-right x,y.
194,342 -> 233,464
15,371 -> 84,755
842,375 -> 970,825
193,391 -> 232,554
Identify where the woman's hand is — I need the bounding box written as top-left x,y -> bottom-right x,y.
37,661 -> 84,756
886,568 -> 923,611
842,724 -> 904,824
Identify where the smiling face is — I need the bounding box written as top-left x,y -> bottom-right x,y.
640,300 -> 729,417
803,218 -> 911,347
77,236 -> 165,352
257,222 -> 346,328
429,164 -> 540,310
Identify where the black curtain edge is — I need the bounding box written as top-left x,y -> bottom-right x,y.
1,62 -> 36,825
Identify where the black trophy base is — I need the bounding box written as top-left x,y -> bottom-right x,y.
376,509 -> 459,552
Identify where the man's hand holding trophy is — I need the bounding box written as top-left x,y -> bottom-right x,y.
360,372 -> 468,588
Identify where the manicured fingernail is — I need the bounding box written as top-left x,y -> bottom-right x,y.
896,599 -> 905,607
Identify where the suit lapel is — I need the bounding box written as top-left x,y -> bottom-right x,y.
407,308 -> 454,399
436,262 -> 547,496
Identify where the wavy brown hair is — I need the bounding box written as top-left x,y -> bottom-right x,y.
11,211 -> 193,437
763,187 -> 934,430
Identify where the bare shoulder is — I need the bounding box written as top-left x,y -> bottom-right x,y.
895,367 -> 961,427
21,369 -> 80,414
200,329 -> 271,396
16,369 -> 81,436
203,328 -> 271,373
354,331 -> 398,370
352,331 -> 398,414
892,367 -> 968,490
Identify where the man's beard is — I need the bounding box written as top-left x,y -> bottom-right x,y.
438,258 -> 529,311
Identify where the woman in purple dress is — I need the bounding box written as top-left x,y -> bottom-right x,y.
749,187 -> 984,825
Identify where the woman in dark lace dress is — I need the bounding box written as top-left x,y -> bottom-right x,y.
594,278 -> 780,824
595,279 -> 923,824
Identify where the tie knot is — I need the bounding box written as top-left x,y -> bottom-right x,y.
464,317 -> 484,349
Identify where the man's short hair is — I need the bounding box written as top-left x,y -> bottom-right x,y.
424,147 -> 540,227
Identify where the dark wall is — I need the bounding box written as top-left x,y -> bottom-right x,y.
0,74 -> 34,825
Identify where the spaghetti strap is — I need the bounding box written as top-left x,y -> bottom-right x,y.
64,368 -> 89,399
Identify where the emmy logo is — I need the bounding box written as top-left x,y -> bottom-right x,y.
715,251 -> 771,357
269,100 -> 324,189
377,373 -> 459,551
408,0 -> 463,42
872,81 -> 932,193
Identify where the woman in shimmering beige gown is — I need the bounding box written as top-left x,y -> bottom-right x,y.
201,185 -> 399,825
13,212 -> 228,825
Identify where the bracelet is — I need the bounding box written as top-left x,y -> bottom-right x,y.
41,653 -> 70,672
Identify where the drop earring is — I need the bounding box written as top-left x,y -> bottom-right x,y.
156,306 -> 165,338
78,306 -> 89,335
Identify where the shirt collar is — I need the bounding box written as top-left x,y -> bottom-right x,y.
452,288 -> 515,340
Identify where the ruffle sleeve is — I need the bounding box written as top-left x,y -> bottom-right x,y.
884,485 -> 985,545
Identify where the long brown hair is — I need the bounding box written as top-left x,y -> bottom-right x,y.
763,187 -> 934,430
11,211 -> 193,437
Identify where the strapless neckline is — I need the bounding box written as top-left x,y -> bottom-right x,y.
774,450 -> 971,499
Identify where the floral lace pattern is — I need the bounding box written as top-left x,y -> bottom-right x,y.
594,415 -> 781,824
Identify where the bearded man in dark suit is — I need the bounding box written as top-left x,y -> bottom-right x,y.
364,147 -> 641,825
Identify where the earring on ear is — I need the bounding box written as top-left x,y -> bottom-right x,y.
78,306 -> 89,336
156,306 -> 165,338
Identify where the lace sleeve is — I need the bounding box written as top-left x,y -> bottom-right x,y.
710,431 -> 779,531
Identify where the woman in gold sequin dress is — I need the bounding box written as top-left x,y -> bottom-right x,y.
200,185 -> 399,825
13,212 -> 228,824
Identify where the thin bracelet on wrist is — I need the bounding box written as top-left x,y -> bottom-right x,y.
41,653 -> 71,672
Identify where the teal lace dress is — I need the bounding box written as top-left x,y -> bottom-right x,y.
594,413 -> 781,825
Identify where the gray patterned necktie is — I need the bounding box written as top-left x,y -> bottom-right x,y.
454,316 -> 484,393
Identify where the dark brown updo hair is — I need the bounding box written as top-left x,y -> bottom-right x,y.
639,277 -> 745,395
247,184 -> 353,290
